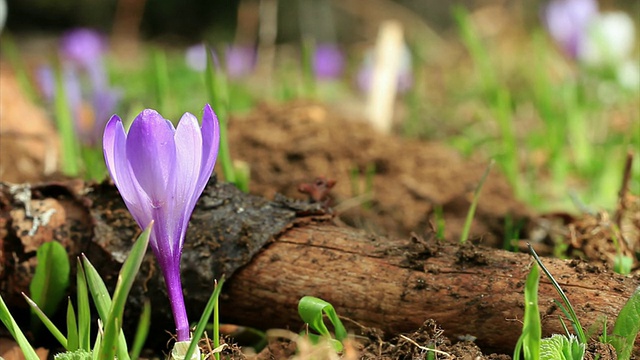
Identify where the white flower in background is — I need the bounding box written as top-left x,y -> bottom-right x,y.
581,11 -> 636,68
0,0 -> 7,34
616,60 -> 640,91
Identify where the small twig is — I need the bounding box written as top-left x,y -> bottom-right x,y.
399,335 -> 452,358
614,151 -> 634,227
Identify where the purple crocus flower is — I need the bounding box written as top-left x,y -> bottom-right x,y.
103,105 -> 220,341
185,43 -> 254,79
60,28 -> 108,89
313,44 -> 345,80
543,0 -> 597,59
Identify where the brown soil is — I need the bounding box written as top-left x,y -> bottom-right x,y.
226,101 -> 531,246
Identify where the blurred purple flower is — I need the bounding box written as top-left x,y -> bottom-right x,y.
185,43 -> 254,78
37,63 -> 121,147
37,28 -> 120,147
357,45 -> 413,94
60,28 -> 108,89
225,45 -> 256,78
543,0 -> 597,59
185,44 -> 209,72
103,104 -> 220,342
313,44 -> 345,80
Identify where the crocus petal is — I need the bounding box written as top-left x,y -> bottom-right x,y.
197,104 -> 220,193
104,115 -> 153,228
126,110 -> 177,204
174,112 -> 203,230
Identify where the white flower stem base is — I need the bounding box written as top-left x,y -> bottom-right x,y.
171,340 -> 201,360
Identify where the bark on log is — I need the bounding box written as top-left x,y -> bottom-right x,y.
0,179 -> 638,355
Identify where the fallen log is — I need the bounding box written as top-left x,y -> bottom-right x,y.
0,179 -> 637,355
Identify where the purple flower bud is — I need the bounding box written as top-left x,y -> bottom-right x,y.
543,0 -> 597,59
103,105 -> 220,341
313,44 -> 345,80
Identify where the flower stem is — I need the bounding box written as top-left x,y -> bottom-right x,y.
162,264 -> 190,342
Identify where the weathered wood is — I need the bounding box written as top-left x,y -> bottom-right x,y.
0,179 -> 638,355
219,224 -> 639,354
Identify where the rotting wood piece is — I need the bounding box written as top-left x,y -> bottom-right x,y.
0,176 -> 329,349
218,225 -> 640,355
0,179 -> 638,355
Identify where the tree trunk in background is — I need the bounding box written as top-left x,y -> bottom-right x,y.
0,179 -> 638,355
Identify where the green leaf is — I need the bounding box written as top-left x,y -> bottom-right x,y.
98,222 -> 152,360
298,296 -> 348,351
610,285 -> 640,360
53,349 -> 92,360
76,258 -> 91,351
540,334 -> 585,360
66,299 -> 79,351
129,299 -> 151,360
520,263 -> 541,360
0,295 -> 40,360
22,293 -> 67,348
183,276 -> 226,360
82,257 -> 129,359
30,241 -> 71,325
528,244 -> 586,343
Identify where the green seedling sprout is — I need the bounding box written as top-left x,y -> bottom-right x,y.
528,244 -> 587,344
297,296 -> 348,352
460,159 -> 494,243
433,205 -> 446,240
513,262 -> 541,360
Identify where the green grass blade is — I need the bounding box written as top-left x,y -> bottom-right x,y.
82,255 -> 130,359
460,160 -> 494,243
183,276 -> 226,360
21,293 -> 67,348
0,34 -> 38,102
610,285 -> 640,360
66,298 -> 79,351
151,48 -> 171,115
76,258 -> 92,351
517,263 -> 541,360
0,295 -> 40,360
30,241 -> 71,326
528,244 -> 586,343
53,61 -> 80,176
205,46 -> 236,186
129,299 -> 151,360
98,222 -> 152,360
